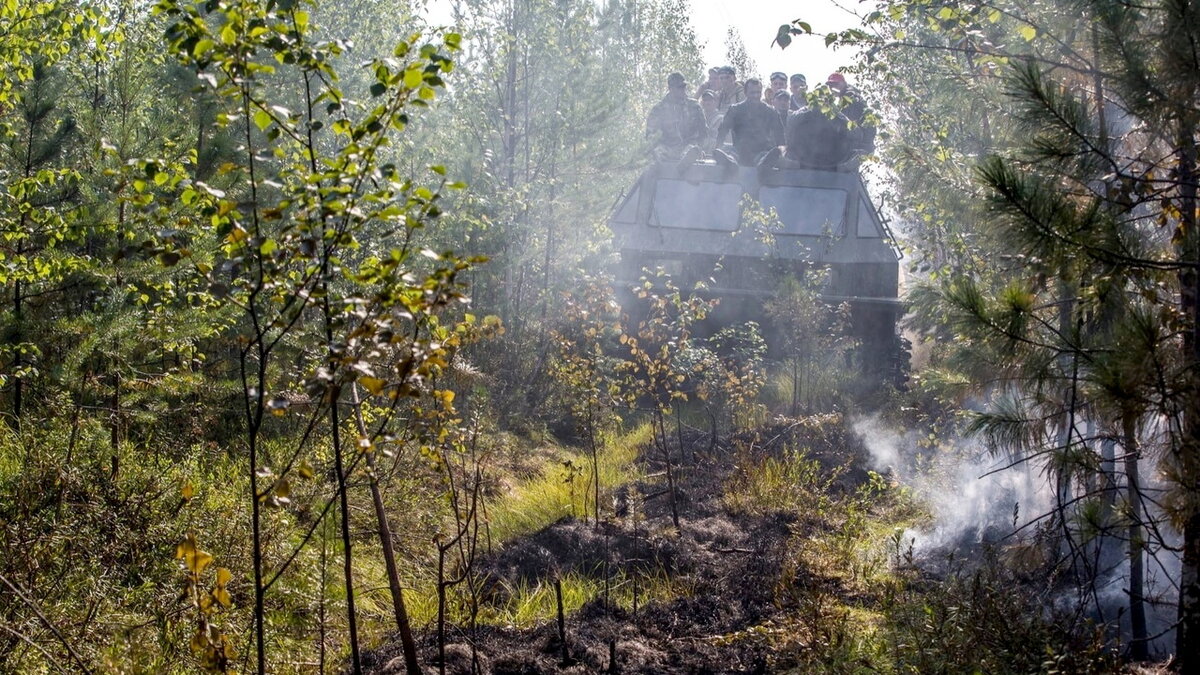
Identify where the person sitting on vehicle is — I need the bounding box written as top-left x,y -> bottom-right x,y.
771,89 -> 791,137
789,73 -> 808,111
645,72 -> 706,162
782,82 -> 851,170
699,90 -> 724,151
765,71 -> 788,103
696,67 -> 720,101
715,65 -> 745,114
713,78 -> 783,166
826,72 -> 875,159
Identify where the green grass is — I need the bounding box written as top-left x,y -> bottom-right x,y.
478,568 -> 682,628
396,559 -> 681,630
484,423 -> 650,544
390,422 -> 658,629
723,447 -> 839,517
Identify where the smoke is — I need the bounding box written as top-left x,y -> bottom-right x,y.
852,414 -> 1181,656
852,414 -> 1052,553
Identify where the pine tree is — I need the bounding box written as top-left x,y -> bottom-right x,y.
847,0 -> 1200,662
1,61 -> 78,426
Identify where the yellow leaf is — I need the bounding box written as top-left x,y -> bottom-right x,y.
183,544 -> 213,574
216,567 -> 232,586
297,460 -> 315,480
359,376 -> 386,395
191,629 -> 210,654
1019,25 -> 1036,41
176,533 -> 197,560
181,479 -> 194,501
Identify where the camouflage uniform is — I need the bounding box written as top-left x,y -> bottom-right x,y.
716,83 -> 746,115
646,94 -> 706,161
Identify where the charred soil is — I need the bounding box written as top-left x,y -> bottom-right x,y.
364,415 -> 873,674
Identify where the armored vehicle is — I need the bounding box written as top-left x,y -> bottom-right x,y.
609,161 -> 905,380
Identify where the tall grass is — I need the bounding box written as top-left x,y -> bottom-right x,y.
723,446 -> 839,517
481,568 -> 682,628
485,423 -> 650,544
397,567 -> 681,629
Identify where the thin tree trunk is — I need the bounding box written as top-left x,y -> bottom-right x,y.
350,385 -> 419,674
1175,115 -> 1200,673
555,577 -> 568,665
11,256 -> 22,427
1122,412 -> 1148,661
323,342 -> 361,673
588,411 -> 601,529
658,415 -> 680,530
110,342 -> 120,453
437,545 -> 447,675
318,515 -> 329,675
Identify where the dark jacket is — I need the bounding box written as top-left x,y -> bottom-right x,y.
717,99 -> 783,165
785,107 -> 850,168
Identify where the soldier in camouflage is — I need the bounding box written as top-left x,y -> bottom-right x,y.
646,72 -> 706,163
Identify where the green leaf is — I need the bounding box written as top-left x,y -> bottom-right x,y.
259,239 -> 277,255
774,24 -> 792,49
403,68 -> 423,88
253,110 -> 271,131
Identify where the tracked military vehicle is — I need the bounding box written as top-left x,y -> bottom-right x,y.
609,161 -> 905,381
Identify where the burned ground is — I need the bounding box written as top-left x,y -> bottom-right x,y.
363,416 -> 873,674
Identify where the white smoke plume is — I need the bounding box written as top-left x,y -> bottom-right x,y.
852,414 -> 1181,656
852,414 -> 1052,553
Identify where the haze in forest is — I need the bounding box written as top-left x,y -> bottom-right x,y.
1,0 -> 1198,673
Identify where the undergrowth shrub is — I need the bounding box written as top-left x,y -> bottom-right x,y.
880,553 -> 1119,674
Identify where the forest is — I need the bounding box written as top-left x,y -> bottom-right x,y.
1,0 -> 1198,672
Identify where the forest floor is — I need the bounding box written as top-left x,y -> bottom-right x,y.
362,415 -> 896,674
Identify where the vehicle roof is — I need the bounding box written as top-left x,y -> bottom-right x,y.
610,162 -> 900,266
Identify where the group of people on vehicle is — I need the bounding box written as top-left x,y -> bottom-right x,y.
645,65 -> 875,172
